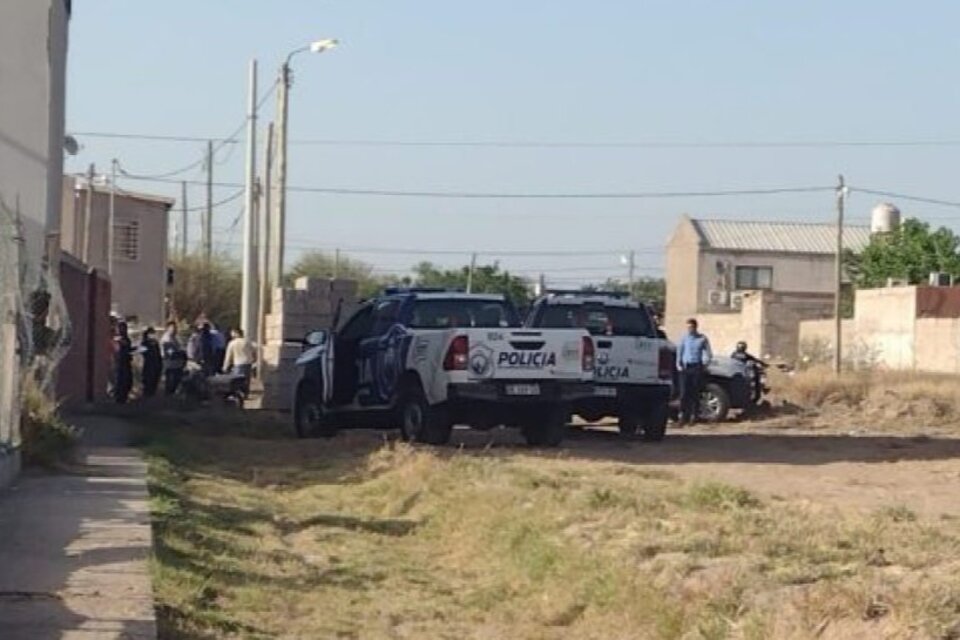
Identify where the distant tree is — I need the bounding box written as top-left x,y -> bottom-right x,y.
581,277 -> 666,309
846,218 -> 960,288
411,261 -> 532,305
168,252 -> 242,330
287,250 -> 386,299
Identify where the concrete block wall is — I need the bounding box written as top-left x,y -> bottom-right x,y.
796,286 -> 960,371
259,277 -> 358,410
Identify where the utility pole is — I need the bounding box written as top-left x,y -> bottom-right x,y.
834,174 -> 846,375
258,122 -> 274,373
82,163 -> 95,264
180,181 -> 188,257
466,252 -> 478,293
204,140 -> 214,264
272,62 -> 291,293
538,273 -> 546,296
334,248 -> 341,278
627,250 -> 636,298
108,159 -> 117,276
241,59 -> 259,338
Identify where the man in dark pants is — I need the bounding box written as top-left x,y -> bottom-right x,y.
676,318 -> 713,425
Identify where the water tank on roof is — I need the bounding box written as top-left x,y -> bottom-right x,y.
871,202 -> 901,234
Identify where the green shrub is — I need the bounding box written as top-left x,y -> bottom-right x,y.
20,378 -> 80,467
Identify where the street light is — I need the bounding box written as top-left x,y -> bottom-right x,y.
269,38 -> 338,298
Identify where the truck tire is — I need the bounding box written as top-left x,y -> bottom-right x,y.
399,388 -> 452,445
294,384 -> 337,439
641,401 -> 669,442
522,405 -> 568,447
699,383 -> 731,423
618,409 -> 641,439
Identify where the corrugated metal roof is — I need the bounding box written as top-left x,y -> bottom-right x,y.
691,219 -> 872,254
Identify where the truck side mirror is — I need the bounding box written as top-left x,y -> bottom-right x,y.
303,330 -> 328,347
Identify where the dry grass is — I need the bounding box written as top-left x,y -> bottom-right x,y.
145,420 -> 960,639
773,368 -> 960,432
19,376 -> 80,467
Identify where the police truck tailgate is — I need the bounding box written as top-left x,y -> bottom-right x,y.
463,329 -> 591,382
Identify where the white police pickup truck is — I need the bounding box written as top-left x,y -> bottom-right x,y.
526,291 -> 674,440
293,289 -> 595,446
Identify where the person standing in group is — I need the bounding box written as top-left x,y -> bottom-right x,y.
210,324 -> 227,373
139,327 -> 162,397
223,328 -> 256,393
676,318 -> 713,425
160,321 -> 186,395
187,322 -> 217,376
113,321 -> 134,404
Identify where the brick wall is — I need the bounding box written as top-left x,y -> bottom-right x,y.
259,277 -> 358,410
57,254 -> 112,407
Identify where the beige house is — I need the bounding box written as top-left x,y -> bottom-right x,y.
665,217 -> 872,358
62,177 -> 174,325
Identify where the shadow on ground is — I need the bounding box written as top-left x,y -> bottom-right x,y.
0,415 -> 155,639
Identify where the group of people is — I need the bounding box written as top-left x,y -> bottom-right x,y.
111,317 -> 256,404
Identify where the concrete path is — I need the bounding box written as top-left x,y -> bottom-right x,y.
0,416 -> 156,639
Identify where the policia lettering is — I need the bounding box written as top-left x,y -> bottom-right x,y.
497,351 -> 557,368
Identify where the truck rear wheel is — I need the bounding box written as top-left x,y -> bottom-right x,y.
399,388 -> 452,445
641,401 -> 669,442
618,409 -> 641,439
522,405 -> 568,447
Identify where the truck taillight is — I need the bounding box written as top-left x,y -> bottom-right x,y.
658,347 -> 674,380
444,335 -> 469,371
582,336 -> 595,372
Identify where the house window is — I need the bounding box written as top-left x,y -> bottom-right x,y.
114,220 -> 140,261
734,266 -> 773,290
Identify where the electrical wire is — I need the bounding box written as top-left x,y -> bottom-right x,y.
851,187 -> 960,209
113,174 -> 835,200
107,79 -> 281,180
66,131 -> 960,149
179,189 -> 245,213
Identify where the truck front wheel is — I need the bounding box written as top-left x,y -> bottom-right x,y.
294,384 -> 337,439
399,388 -> 452,445
699,383 -> 731,423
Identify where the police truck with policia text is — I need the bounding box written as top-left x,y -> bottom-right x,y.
526,291 -> 674,440
293,289 -> 596,446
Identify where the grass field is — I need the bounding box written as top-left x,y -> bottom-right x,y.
143,410 -> 960,640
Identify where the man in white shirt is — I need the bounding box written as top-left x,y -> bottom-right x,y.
223,328 -> 256,390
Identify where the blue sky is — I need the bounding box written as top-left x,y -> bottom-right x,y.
66,0 -> 960,285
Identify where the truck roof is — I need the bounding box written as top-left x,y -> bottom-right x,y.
405,292 -> 507,302
538,293 -> 642,309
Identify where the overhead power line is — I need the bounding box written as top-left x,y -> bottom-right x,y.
851,187 -> 960,209
98,79 -> 281,180
115,174 -> 834,200
67,132 -> 960,150
117,158 -> 205,181
181,188 -> 244,213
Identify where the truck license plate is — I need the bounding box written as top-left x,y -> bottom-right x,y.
505,383 -> 540,396
594,386 -> 617,398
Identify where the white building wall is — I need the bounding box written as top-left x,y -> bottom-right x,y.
0,0 -> 70,486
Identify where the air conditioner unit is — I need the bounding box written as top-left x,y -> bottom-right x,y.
929,272 -> 952,287
730,292 -> 746,311
707,290 -> 729,306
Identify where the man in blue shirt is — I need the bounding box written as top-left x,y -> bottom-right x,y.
676,318 -> 713,424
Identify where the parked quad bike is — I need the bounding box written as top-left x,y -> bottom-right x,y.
179,364 -> 247,408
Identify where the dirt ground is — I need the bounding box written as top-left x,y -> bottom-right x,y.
421,421 -> 960,519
